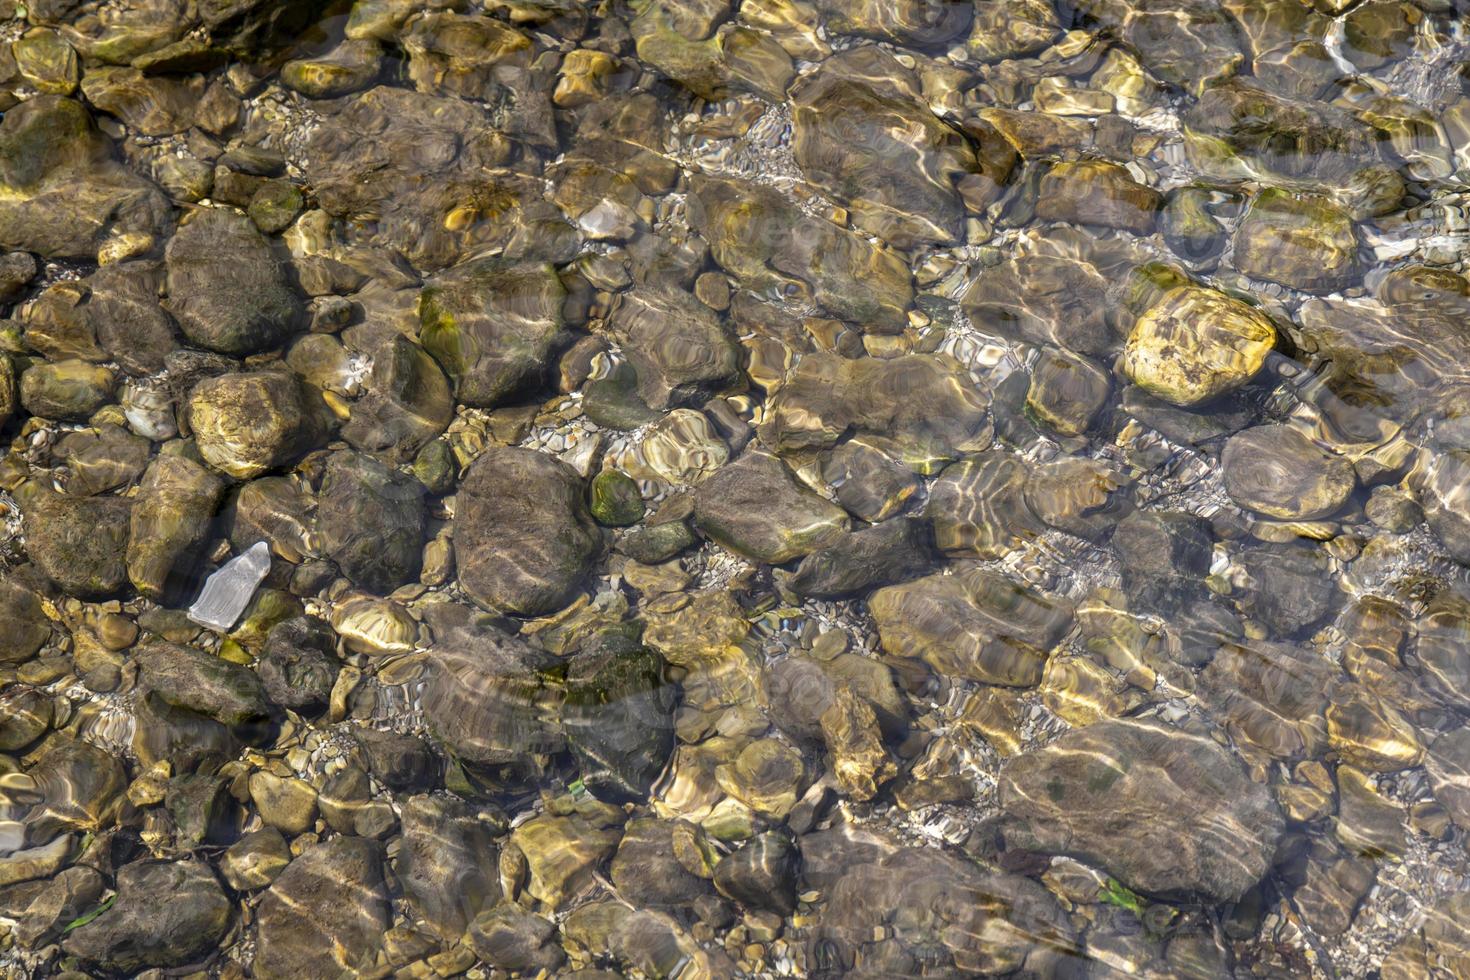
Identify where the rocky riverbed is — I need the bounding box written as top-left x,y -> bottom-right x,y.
1,0 -> 1470,977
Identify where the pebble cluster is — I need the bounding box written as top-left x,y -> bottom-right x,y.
0,0 -> 1468,979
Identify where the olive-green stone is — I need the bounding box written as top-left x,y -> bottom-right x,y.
589,469 -> 645,527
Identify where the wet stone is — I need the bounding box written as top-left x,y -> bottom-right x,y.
759,352 -> 989,472
822,439 -> 920,523
790,47 -> 976,247
602,285 -> 742,411
134,641 -> 272,729
127,453 -> 225,601
694,451 -> 848,565
1036,160 -> 1161,236
1382,891 -> 1470,980
688,174 -> 915,334
457,447 -> 601,616
165,207 -> 303,354
1289,840 -> 1376,939
316,450 -> 426,594
468,902 -> 566,974
784,514 -> 933,600
589,469 -> 644,527
341,336 -> 454,464
1335,765 -> 1405,860
20,359 -> 113,421
257,615 -> 339,716
61,860 -> 230,972
1232,542 -> 1337,635
1023,457 -> 1133,540
21,486 -> 131,599
963,253 -> 1113,358
419,257 -> 565,409
812,846 -> 1081,976
1425,728 -> 1470,833
0,688 -> 50,752
609,817 -> 715,909
1025,348 -> 1111,437
1326,687 -> 1423,773
999,717 -> 1285,901
254,837 -> 390,980
1233,189 -> 1360,293
509,799 -> 625,908
1222,424 -> 1356,520
1122,285 -> 1277,407
0,95 -> 169,260
221,827 -> 291,891
281,37 -> 382,98
928,451 -> 1040,560
713,831 -> 798,914
398,794 -> 502,940
564,633 -> 677,803
422,618 -> 565,765
1111,509 -> 1214,616
871,567 -> 1072,686
188,371 -> 328,480
1198,639 -> 1332,759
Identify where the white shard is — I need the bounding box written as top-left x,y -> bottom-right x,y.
187,541 -> 272,631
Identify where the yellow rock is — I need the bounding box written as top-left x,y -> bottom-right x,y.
1122,286 -> 1276,406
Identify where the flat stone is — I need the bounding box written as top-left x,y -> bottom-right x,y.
254,838 -> 390,980
999,717 -> 1284,901
694,451 -> 848,564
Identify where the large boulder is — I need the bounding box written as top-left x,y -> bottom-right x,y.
456,447 -> 601,616
254,838 -> 390,980
165,207 -> 303,355
998,717 -> 1284,901
61,861 -> 230,972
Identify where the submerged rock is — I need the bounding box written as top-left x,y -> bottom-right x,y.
341,336 -> 454,463
0,579 -> 49,663
998,717 -> 1285,901
694,451 -> 848,564
1222,424 -> 1355,520
127,454 -> 225,601
812,846 -> 1082,977
1233,189 -> 1360,293
962,253 -> 1113,357
1036,160 -> 1160,235
21,487 -> 131,599
62,861 -> 230,972
423,619 -> 565,765
790,46 -> 978,247
687,174 -> 914,333
759,352 -> 989,472
135,641 -> 272,728
457,447 -> 601,616
254,838 -> 390,980
165,207 -> 303,354
1122,285 -> 1276,406
188,371 -> 329,479
0,96 -> 168,259
257,616 -> 339,716
398,795 -> 502,940
602,285 -> 742,411
871,567 -> 1072,686
315,451 -> 425,594
564,634 -> 678,803
419,257 -> 565,409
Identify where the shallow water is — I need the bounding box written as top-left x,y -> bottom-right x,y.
1,0 -> 1470,977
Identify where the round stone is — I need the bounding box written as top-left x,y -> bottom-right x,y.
1121,286 -> 1276,406
1222,425 -> 1356,520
